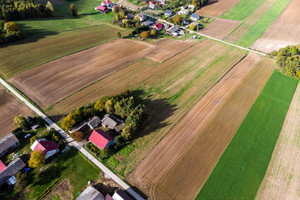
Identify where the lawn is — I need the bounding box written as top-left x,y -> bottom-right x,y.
24,147 -> 99,199
220,0 -> 264,21
0,24 -> 128,78
196,70 -> 298,200
236,0 -> 290,47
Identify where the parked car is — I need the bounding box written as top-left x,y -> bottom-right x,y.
24,133 -> 31,139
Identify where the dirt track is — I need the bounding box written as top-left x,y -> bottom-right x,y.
128,53 -> 275,200
0,85 -> 34,139
195,0 -> 241,17
251,0 -> 300,52
255,84 -> 300,200
199,18 -> 241,39
9,39 -> 154,109
146,39 -> 195,63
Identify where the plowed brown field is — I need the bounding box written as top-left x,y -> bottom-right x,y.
128,53 -> 275,200
251,0 -> 300,52
0,85 -> 34,139
9,39 -> 154,109
255,84 -> 300,200
146,39 -> 196,63
199,18 -> 241,39
195,0 -> 241,17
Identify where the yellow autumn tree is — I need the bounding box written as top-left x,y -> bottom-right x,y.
141,31 -> 149,39
28,150 -> 46,168
173,15 -> 181,25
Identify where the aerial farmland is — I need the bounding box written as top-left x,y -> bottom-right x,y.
0,0 -> 300,199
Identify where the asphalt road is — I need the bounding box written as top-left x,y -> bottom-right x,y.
0,78 -> 144,200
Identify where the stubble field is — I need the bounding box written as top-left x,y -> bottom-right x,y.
195,0 -> 241,18
9,39 -> 154,109
128,53 -> 275,200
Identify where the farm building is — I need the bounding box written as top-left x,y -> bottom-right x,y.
76,185 -> 105,200
165,9 -> 172,17
0,158 -> 25,186
95,5 -> 110,13
156,0 -> 165,5
153,23 -> 163,31
87,116 -> 101,129
30,139 -> 59,159
149,1 -> 155,9
142,20 -> 154,26
89,129 -> 114,150
112,190 -> 133,200
167,26 -> 180,36
101,114 -> 125,132
69,121 -> 88,133
190,13 -> 200,21
101,0 -> 113,7
0,133 -> 20,158
188,4 -> 195,12
178,7 -> 189,15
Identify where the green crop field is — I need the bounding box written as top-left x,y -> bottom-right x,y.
236,0 -> 290,47
196,70 -> 298,200
221,0 -> 264,21
0,24 -> 128,78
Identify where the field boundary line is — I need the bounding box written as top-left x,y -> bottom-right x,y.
0,78 -> 145,200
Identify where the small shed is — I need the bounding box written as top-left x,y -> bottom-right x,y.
165,9 -> 172,17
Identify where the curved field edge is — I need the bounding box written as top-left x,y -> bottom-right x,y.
255,83 -> 300,200
0,24 -> 128,79
236,0 -> 290,48
196,70 -> 298,200
220,0 -> 264,21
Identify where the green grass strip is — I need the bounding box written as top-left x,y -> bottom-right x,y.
196,70 -> 298,200
220,0 -> 264,21
236,0 -> 290,47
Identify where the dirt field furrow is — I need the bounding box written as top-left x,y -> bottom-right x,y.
146,39 -> 196,63
224,0 -> 278,43
128,53 -> 275,200
195,0 -> 241,18
9,39 -> 154,109
255,83 -> 300,200
0,85 -> 35,139
251,0 -> 300,52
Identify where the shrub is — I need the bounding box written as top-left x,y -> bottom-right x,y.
70,3 -> 78,16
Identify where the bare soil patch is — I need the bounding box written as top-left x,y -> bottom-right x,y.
199,18 -> 241,39
146,39 -> 196,63
195,0 -> 241,17
9,39 -> 154,109
224,0 -> 278,43
0,85 -> 35,139
46,179 -> 73,200
251,0 -> 300,52
128,53 -> 275,200
255,84 -> 300,200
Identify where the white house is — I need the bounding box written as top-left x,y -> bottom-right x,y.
30,139 -> 59,159
190,13 -> 200,21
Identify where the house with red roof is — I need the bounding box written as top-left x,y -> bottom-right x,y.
30,139 -> 59,159
89,129 -> 114,150
153,22 -> 163,31
101,0 -> 112,6
0,161 -> 6,173
95,5 -> 110,13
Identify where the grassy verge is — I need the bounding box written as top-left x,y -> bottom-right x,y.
236,0 -> 290,47
220,0 -> 264,20
196,70 -> 298,200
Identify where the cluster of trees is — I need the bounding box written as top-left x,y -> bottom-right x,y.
0,0 -> 54,20
0,20 -> 22,44
111,6 -> 139,29
271,45 -> 300,77
190,0 -> 209,9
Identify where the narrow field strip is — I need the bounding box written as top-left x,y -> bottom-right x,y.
236,0 -> 290,47
220,0 -> 264,21
196,70 -> 298,200
255,83 -> 300,200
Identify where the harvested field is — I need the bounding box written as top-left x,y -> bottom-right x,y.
0,85 -> 34,139
197,71 -> 298,200
195,0 -> 241,18
199,18 -> 241,40
224,0 -> 278,43
128,53 -> 275,200
251,0 -> 300,53
0,25 -> 129,79
10,39 -> 154,109
255,84 -> 300,200
46,40 -> 246,178
146,39 -> 196,63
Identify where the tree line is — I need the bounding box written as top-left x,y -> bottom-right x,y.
0,0 -> 54,20
271,45 -> 300,78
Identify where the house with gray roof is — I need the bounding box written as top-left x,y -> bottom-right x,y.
190,13 -> 200,21
0,133 -> 20,158
76,185 -> 105,200
0,158 -> 26,186
101,114 -> 125,132
88,116 -> 101,129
